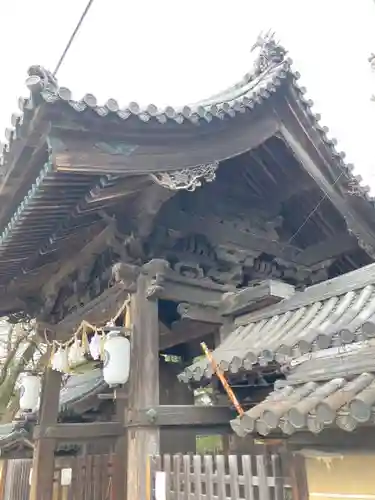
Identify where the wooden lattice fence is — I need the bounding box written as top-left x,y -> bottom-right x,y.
150,453 -> 293,500
0,454 -> 115,500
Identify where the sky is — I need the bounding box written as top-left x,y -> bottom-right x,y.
1,0 -> 375,190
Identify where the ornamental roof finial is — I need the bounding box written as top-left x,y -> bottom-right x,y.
251,30 -> 288,75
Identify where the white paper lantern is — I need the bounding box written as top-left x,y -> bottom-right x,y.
102,332 -> 130,386
19,374 -> 41,412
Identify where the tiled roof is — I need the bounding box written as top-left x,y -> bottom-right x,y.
180,262 -> 375,382
1,36 -> 371,205
0,422 -> 31,450
0,35 -> 373,288
0,370 -> 107,452
230,371 -> 375,437
59,369 -> 106,413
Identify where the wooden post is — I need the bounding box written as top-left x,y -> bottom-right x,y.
112,385 -> 127,500
126,264 -> 160,500
0,459 -> 8,500
29,367 -> 62,500
289,452 -> 309,500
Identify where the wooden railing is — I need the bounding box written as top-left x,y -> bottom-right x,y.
150,453 -> 293,500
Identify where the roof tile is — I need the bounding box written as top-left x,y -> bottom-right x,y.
231,372 -> 375,437
180,263 -> 375,382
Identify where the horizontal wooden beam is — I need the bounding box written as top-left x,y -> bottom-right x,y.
177,303 -> 223,324
125,405 -> 236,427
279,120 -> 375,254
294,231 -> 359,266
52,115 -> 279,175
160,320 -> 217,350
38,283 -> 129,340
159,212 -> 300,263
42,223 -> 115,300
33,422 -> 122,441
113,261 -> 232,306
222,280 -> 295,317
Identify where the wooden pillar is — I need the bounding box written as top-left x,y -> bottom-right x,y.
159,358 -> 196,454
126,265 -> 160,500
0,459 -> 8,500
112,385 -> 127,500
29,367 -> 62,500
290,452 -> 309,500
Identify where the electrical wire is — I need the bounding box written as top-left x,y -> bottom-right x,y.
285,170 -> 345,246
53,0 -> 95,77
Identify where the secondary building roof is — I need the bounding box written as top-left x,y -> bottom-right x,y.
230,345 -> 375,437
0,369 -> 106,455
181,262 -> 375,383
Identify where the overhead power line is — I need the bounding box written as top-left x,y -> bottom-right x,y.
53,0 -> 95,77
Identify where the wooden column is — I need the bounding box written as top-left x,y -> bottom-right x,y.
112,385 -> 127,500
29,367 -> 62,500
159,358 -> 196,454
290,452 -> 309,500
126,265 -> 160,500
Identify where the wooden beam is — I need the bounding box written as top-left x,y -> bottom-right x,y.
177,303 -> 223,324
52,114 -> 279,175
160,320 -> 216,350
235,261 -> 375,326
125,405 -> 236,427
114,260 -> 233,306
221,280 -> 296,317
159,211 -> 301,263
29,367 -> 62,500
279,121 -> 375,254
294,231 -> 359,266
33,422 -> 122,440
126,264 -> 160,500
37,283 -> 129,341
42,223 -> 115,300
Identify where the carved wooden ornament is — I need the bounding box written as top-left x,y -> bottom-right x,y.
150,162 -> 219,191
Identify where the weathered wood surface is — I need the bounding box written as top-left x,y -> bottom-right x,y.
2,454 -> 115,500
158,210 -> 301,263
160,320 -> 217,350
294,231 -> 359,266
177,303 -> 223,324
289,453 -> 309,500
125,405 -> 236,428
126,267 -> 160,500
279,93 -> 375,254
114,260 -> 233,305
38,283 -> 129,340
221,280 -> 295,317
52,114 -> 279,174
151,453 -> 292,500
159,359 -> 197,454
236,261 -> 375,326
33,422 -> 122,441
42,223 -> 115,300
29,367 -> 62,500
